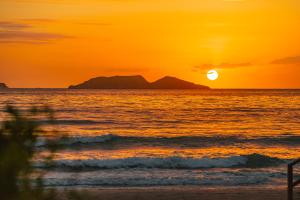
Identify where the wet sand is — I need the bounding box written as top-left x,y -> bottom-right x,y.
59,186 -> 297,200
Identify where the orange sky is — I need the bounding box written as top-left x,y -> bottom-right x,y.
1,0 -> 300,88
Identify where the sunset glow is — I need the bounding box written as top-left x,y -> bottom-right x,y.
1,0 -> 300,88
1,1 -> 300,197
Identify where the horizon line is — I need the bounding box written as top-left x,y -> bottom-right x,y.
3,87 -> 300,90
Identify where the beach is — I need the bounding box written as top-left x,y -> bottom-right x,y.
58,186 -> 293,200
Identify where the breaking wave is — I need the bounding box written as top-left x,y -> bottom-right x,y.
35,154 -> 285,170
35,134 -> 300,147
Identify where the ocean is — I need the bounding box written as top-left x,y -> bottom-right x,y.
1,89 -> 300,187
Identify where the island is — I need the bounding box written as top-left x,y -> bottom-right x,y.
69,75 -> 210,89
0,83 -> 8,89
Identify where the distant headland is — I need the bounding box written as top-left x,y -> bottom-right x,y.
69,75 -> 210,89
0,83 -> 8,89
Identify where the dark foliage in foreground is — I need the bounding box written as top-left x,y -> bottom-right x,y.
0,105 -> 57,200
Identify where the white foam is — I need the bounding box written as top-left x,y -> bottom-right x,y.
36,156 -> 248,169
35,134 -> 116,147
40,168 -> 285,187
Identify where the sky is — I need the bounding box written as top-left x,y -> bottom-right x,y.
1,0 -> 300,88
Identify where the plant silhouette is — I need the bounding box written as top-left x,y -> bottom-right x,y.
0,105 -> 57,200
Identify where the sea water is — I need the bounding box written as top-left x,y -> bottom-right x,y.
1,89 -> 300,187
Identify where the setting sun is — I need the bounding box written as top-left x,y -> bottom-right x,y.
207,70 -> 219,81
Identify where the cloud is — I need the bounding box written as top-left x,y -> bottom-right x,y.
0,40 -> 51,44
271,56 -> 300,65
0,30 -> 72,43
2,0 -> 74,3
20,18 -> 59,23
0,21 -> 32,29
21,19 -> 111,26
0,20 -> 72,44
192,62 -> 252,71
75,22 -> 111,26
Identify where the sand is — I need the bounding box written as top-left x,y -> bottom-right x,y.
58,186 -> 298,200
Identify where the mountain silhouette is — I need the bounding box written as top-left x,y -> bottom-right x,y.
69,75 -> 149,89
0,83 -> 8,89
69,75 -> 209,89
150,76 -> 208,89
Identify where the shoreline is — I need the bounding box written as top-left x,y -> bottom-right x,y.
56,186 -> 295,200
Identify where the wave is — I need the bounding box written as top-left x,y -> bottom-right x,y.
42,170 -> 283,187
35,134 -> 300,147
36,119 -> 115,125
35,134 -> 117,147
35,154 -> 285,170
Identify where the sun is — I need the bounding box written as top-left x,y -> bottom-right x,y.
207,70 -> 219,81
